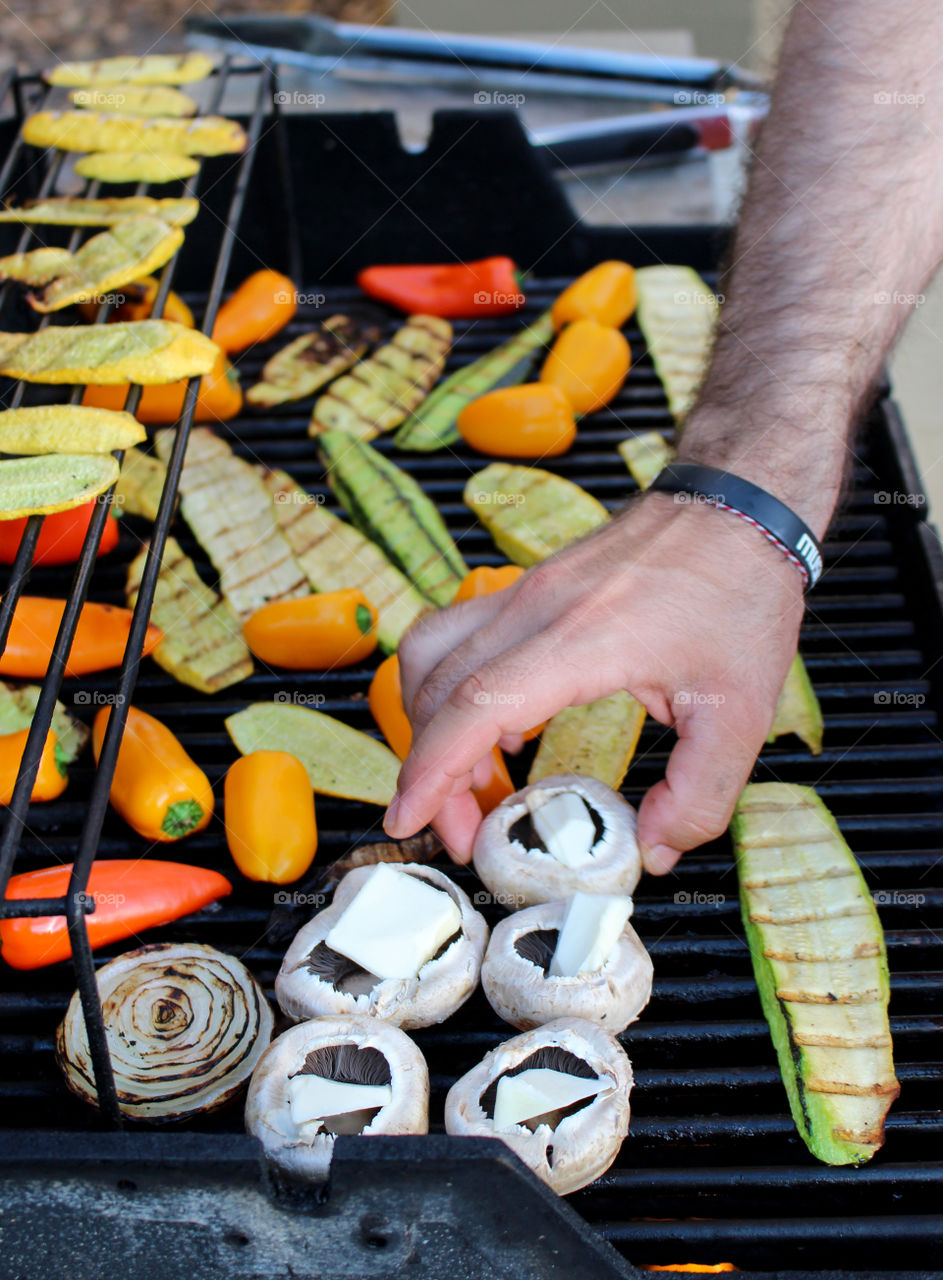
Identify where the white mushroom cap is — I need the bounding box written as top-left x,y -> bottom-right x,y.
473,774 -> 642,909
444,1017 -> 632,1195
245,1015 -> 429,1182
275,863 -> 489,1030
481,899 -> 653,1032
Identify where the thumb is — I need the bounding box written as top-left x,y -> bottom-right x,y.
637,695 -> 768,875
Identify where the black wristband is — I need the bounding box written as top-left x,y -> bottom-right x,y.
647,462 -> 823,588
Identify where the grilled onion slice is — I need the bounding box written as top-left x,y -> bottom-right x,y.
56,942 -> 273,1121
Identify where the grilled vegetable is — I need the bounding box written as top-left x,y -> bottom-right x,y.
17,216 -> 183,314
84,351 -> 242,424
22,111 -> 246,156
211,269 -> 297,354
154,428 -> 308,619
458,383 -> 576,458
0,728 -> 67,805
453,564 -> 524,600
635,265 -> 718,422
0,195 -> 199,227
247,316 -> 375,408
262,468 -> 430,652
0,500 -> 119,567
767,653 -> 824,755
540,318 -> 631,414
528,691 -> 647,789
308,315 -> 452,440
394,310 -> 554,451
0,598 -> 160,679
464,463 -> 608,566
244,589 -> 378,670
104,274 -> 194,326
0,406 -> 144,455
0,454 -> 119,519
369,654 -> 413,760
114,446 -> 166,520
320,432 -> 468,606
94,705 -> 214,842
74,152 -> 200,184
357,257 -> 524,317
0,682 -> 88,762
731,783 -> 899,1164
618,430 -> 675,489
45,53 -> 215,86
225,751 -> 317,884
126,537 -> 253,694
57,942 -> 272,1121
0,321 -> 219,385
0,861 -> 231,970
0,246 -> 71,284
70,84 -> 197,117
225,703 -> 401,805
552,261 -> 636,330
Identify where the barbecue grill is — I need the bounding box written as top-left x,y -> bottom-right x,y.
0,57 -> 941,1279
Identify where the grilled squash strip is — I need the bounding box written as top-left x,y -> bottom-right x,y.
0,247 -> 72,286
114,446 -> 167,520
126,537 -> 253,694
0,321 -> 219,385
74,153 -> 199,184
261,468 -> 432,652
635,264 -> 718,423
248,316 -> 375,409
732,783 -> 899,1165
0,681 -> 88,762
23,111 -> 246,157
618,430 -> 676,491
0,406 -> 144,455
0,196 -> 199,227
45,53 -> 215,86
70,85 -> 197,117
308,315 -> 451,440
154,428 -> 308,620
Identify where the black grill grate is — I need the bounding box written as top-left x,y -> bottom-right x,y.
0,84 -> 941,1273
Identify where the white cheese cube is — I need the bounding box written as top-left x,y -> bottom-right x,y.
549,892 -> 633,977
288,1075 -> 392,1129
325,863 -> 462,981
492,1068 -> 604,1130
529,792 -> 597,868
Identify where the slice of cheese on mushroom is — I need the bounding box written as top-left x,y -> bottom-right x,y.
549,893 -> 634,977
493,1067 -> 605,1130
527,791 -> 598,868
288,1075 -> 393,1133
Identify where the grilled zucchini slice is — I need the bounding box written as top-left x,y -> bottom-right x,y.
0,321 -> 219,385
114,447 -> 167,520
23,111 -> 245,157
308,315 -> 451,440
262,468 -> 432,651
226,703 -> 400,805
731,782 -> 899,1165
319,432 -> 467,606
618,430 -> 675,490
464,463 -> 608,566
528,690 -> 647,788
126,537 -> 253,694
768,653 -> 824,755
635,265 -> 718,423
0,406 -> 144,455
394,309 -> 554,451
44,53 -> 215,86
0,454 -> 119,518
70,85 -> 197,117
247,316 -> 375,409
0,196 -> 199,227
74,152 -> 200,184
154,428 -> 308,620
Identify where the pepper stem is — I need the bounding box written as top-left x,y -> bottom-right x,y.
162,799 -> 204,838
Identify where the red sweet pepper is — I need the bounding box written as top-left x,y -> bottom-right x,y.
0,499 -> 119,566
0,859 -> 232,970
357,256 -> 525,318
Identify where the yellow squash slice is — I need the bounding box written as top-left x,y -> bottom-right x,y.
247,316 -> 376,409
23,111 -> 246,157
0,247 -> 72,286
74,153 -> 199,184
528,690 -> 647,789
114,446 -> 166,519
45,53 -> 215,87
70,85 -> 198,117
0,406 -> 144,455
0,321 -> 220,385
0,453 -> 119,519
0,196 -> 199,227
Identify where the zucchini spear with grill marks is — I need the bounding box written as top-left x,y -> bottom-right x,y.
154,428 -> 308,620
395,310 -> 554,452
0,196 -> 199,227
126,537 -> 253,694
732,783 -> 899,1165
247,315 -> 377,409
0,321 -> 219,385
635,265 -> 718,423
261,468 -> 432,651
319,432 -> 467,606
308,315 -> 451,440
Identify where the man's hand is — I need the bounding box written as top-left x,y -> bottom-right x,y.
385,491 -> 804,872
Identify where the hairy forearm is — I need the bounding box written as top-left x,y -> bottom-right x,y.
678,0 -> 943,534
